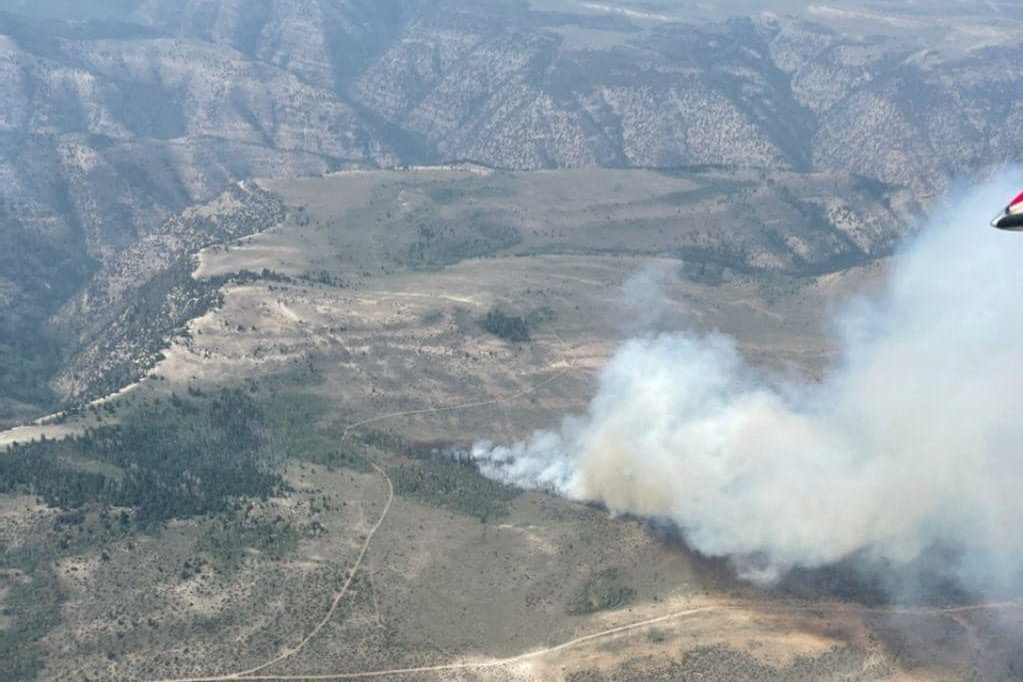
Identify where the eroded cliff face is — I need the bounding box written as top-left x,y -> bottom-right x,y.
1,1 -> 1019,250
0,0 -> 1017,412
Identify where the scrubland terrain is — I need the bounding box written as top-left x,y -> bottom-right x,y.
2,167 -> 1019,681
2,3 -> 1022,679
4,0 -> 1023,421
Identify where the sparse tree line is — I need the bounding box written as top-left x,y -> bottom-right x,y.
389,458 -> 521,523
0,389 -> 284,527
480,308 -> 531,343
0,203 -> 96,411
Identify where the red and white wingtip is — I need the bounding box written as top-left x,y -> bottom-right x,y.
991,191 -> 1023,230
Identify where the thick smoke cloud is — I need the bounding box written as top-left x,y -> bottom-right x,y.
473,175 -> 1023,592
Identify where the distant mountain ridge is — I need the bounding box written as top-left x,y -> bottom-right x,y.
0,0 -> 1018,416
1,1 -> 1020,248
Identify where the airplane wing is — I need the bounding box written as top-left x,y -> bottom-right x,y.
991,190 -> 1023,230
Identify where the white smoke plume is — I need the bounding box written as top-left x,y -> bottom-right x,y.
616,261 -> 683,334
473,175 -> 1023,592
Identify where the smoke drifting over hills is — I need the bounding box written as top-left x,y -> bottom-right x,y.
473,174 -> 1023,594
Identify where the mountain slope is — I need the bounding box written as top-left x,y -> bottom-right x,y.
1,0 -> 1021,415
2,1 -> 1021,250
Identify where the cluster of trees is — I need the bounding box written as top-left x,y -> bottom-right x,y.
83,263 -> 300,402
197,513 -> 300,572
568,567 -> 636,615
390,459 -> 520,522
403,218 -> 521,269
480,308 -> 530,343
0,389 -> 284,526
0,548 -> 61,681
0,204 -> 96,410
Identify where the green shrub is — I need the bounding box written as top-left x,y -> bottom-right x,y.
480,309 -> 530,343
0,550 -> 63,681
0,389 -> 284,526
390,460 -> 521,522
568,568 -> 635,615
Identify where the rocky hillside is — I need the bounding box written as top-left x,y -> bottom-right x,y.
52,181 -> 286,401
1,0 -> 1021,247
0,0 -> 1019,415
50,164 -> 914,404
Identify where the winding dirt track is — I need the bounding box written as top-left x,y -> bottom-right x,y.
146,336 -> 1023,682
149,338 -> 578,682
227,456 -> 395,679
153,600 -> 1023,682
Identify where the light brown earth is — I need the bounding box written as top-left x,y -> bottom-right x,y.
4,169 -> 1015,681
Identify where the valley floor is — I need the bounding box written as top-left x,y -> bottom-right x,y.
3,169 -> 1018,681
